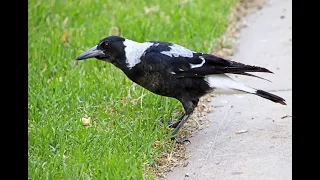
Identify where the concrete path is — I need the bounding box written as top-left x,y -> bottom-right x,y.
166,0 -> 292,179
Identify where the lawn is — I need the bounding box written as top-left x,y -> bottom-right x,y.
28,0 -> 236,179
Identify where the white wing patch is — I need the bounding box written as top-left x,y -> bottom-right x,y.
123,39 -> 153,69
204,74 -> 256,94
190,56 -> 205,68
161,44 -> 195,58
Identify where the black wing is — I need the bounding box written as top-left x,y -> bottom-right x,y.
141,50 -> 272,79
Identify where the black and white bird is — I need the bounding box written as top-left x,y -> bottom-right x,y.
76,36 -> 286,136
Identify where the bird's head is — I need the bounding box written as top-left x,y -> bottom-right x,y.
76,36 -> 126,62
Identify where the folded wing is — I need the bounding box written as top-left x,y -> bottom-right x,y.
141,50 -> 272,80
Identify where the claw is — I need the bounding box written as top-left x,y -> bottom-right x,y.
169,134 -> 191,144
175,139 -> 191,145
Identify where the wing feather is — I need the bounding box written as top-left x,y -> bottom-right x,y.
140,43 -> 272,81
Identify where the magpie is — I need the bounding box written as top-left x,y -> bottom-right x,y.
76,36 -> 286,136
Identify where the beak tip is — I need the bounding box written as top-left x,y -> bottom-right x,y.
75,54 -> 90,60
75,45 -> 103,61
75,53 -> 86,60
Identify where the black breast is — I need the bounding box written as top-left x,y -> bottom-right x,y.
125,64 -> 172,96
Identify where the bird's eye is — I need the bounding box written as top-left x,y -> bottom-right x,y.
100,42 -> 109,49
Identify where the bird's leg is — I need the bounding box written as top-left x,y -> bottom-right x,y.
168,120 -> 181,128
168,98 -> 199,128
192,99 -> 199,107
170,97 -> 195,138
167,114 -> 184,128
171,114 -> 191,136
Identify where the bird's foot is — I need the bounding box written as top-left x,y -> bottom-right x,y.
170,135 -> 191,145
174,138 -> 191,145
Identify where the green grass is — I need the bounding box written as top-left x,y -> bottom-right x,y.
28,0 -> 236,179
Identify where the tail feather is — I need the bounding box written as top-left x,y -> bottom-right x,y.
255,90 -> 287,105
232,72 -> 272,82
205,74 -> 287,105
201,54 -> 274,75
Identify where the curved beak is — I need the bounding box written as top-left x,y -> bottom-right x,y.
76,45 -> 105,60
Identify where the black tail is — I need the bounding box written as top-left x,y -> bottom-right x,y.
255,90 -> 286,105
233,72 -> 272,82
201,54 -> 274,75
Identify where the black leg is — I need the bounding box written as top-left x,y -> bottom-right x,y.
192,99 -> 199,107
168,120 -> 181,128
171,114 -> 191,135
168,98 -> 199,129
171,96 -> 195,136
167,113 -> 184,128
